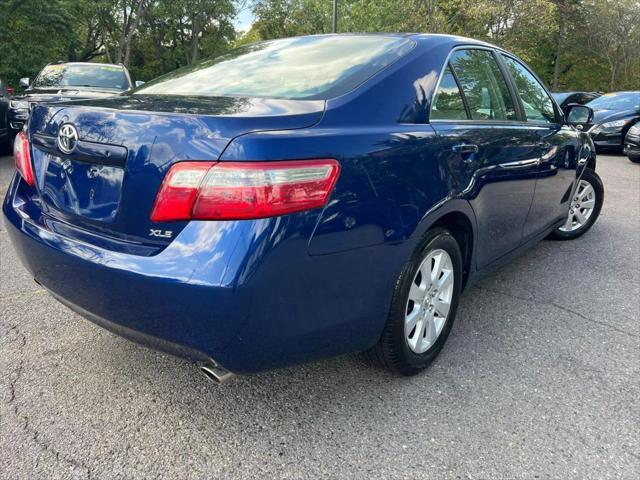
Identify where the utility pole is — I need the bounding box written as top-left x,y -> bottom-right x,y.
332,0 -> 338,33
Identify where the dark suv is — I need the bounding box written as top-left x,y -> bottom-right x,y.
8,62 -> 137,139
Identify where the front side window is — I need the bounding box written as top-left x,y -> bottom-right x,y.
431,65 -> 467,120
449,49 -> 517,121
502,55 -> 556,123
135,35 -> 415,100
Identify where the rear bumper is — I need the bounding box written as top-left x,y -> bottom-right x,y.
3,174 -> 402,373
44,285 -> 216,364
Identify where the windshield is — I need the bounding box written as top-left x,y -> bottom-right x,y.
552,93 -> 570,103
587,92 -> 640,110
33,64 -> 130,90
135,35 -> 415,100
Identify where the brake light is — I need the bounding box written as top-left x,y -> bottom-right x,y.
14,131 -> 35,186
151,160 -> 340,222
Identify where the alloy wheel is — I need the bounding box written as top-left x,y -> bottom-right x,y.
559,179 -> 597,232
405,249 -> 454,354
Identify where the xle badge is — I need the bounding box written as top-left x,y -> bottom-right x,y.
149,229 -> 173,238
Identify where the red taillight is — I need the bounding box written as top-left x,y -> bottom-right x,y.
151,160 -> 340,222
14,131 -> 35,186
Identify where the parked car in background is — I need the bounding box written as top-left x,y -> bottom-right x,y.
552,91 -> 601,109
3,34 -> 602,382
0,78 -> 11,149
582,91 -> 640,151
8,62 -> 135,139
624,122 -> 640,163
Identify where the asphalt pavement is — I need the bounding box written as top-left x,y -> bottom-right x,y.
1,152 -> 639,480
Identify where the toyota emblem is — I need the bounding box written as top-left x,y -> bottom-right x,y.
57,123 -> 79,154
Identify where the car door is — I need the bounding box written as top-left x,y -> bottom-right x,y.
430,47 -> 541,269
498,54 -> 581,237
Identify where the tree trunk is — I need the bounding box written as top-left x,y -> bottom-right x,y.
552,1 -> 567,90
610,63 -> 617,91
114,0 -> 146,66
191,16 -> 200,64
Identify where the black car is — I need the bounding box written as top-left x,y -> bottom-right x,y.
8,62 -> 138,138
0,77 -> 10,149
583,91 -> 640,151
552,91 -> 601,109
624,122 -> 640,163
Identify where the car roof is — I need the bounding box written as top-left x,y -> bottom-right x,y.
47,62 -> 126,69
286,33 -> 500,50
408,33 -> 497,47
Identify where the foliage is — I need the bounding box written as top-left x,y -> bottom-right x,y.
0,0 -> 638,92
247,0 -> 640,91
0,0 -> 76,84
0,0 -> 238,85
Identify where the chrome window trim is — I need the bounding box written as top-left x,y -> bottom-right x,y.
428,45 -> 524,125
498,52 -> 562,125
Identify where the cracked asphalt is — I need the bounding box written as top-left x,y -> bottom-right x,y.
1,152 -> 639,480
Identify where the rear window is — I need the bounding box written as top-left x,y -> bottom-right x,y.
134,35 -> 415,100
33,64 -> 129,90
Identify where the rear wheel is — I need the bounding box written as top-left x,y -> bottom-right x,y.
549,168 -> 603,240
628,154 -> 640,164
363,228 -> 462,375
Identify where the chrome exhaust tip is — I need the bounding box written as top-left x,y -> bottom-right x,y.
200,363 -> 235,384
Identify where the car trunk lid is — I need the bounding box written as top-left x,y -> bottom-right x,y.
27,94 -> 325,252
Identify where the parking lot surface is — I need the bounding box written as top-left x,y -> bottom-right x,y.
1,153 -> 638,479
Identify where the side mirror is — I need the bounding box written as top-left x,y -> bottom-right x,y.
19,78 -> 30,89
135,80 -> 145,88
564,104 -> 593,129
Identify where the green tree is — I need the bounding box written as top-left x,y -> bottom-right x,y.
0,0 -> 76,85
1,0 -> 638,92
584,0 -> 640,90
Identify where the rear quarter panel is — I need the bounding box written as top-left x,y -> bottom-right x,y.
221,37 -> 477,257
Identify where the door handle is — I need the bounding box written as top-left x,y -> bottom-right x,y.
452,144 -> 479,163
537,142 -> 556,160
452,144 -> 479,154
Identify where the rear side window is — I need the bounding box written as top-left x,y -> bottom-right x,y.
449,49 -> 517,121
502,55 -> 556,123
135,35 -> 415,100
431,66 -> 468,120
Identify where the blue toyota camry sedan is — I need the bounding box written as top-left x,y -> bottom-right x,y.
4,34 -> 603,382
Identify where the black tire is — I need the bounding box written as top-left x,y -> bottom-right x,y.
363,227 -> 463,375
548,168 -> 604,240
628,155 -> 640,164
